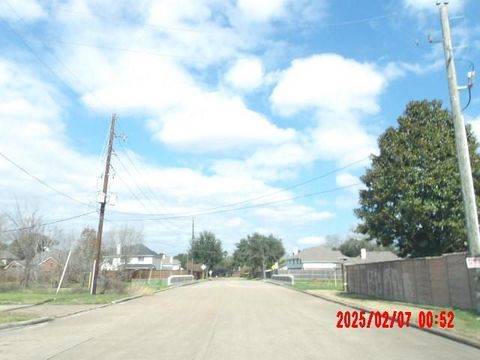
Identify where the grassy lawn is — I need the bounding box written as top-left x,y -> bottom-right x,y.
0,289 -> 54,304
292,279 -> 344,291
309,290 -> 480,342
0,289 -> 128,305
0,311 -> 39,324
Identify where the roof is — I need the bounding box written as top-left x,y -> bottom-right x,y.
346,251 -> 399,264
4,260 -> 25,269
106,243 -> 158,256
288,246 -> 350,263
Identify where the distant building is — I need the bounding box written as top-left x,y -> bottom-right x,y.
0,250 -> 18,269
286,246 -> 349,270
286,245 -> 399,270
101,243 -> 180,271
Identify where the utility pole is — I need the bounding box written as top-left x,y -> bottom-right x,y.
91,114 -> 117,295
438,2 -> 480,313
191,217 -> 195,277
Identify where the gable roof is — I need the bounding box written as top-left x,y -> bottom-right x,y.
288,246 -> 350,263
106,243 -> 158,256
346,251 -> 399,264
4,260 -> 25,269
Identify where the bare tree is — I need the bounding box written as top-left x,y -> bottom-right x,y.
105,225 -> 144,259
6,206 -> 56,288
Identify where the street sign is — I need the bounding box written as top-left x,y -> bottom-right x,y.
201,264 -> 206,270
466,257 -> 480,269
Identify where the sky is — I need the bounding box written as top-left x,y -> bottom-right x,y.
0,0 -> 479,256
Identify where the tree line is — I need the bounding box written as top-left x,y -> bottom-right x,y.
175,231 -> 285,277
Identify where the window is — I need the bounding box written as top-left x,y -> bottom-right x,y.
138,256 -> 144,262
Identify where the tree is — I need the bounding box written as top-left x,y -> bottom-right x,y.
338,237 -> 390,257
215,255 -> 235,277
355,100 -> 480,257
190,231 -> 224,271
6,207 -> 56,287
174,253 -> 188,269
233,233 -> 285,278
70,228 -> 97,283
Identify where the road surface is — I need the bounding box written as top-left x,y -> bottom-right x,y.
0,280 -> 478,359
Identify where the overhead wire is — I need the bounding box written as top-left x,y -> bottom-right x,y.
107,183 -> 362,222
0,211 -> 97,233
0,150 -> 95,209
107,155 -> 369,219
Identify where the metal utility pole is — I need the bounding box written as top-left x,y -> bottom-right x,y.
91,113 -> 117,295
438,2 -> 480,312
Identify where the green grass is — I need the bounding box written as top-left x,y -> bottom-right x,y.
0,289 -> 54,304
0,311 -> 39,324
0,289 -> 127,305
132,279 -> 168,290
292,279 -> 344,291
313,291 -> 480,342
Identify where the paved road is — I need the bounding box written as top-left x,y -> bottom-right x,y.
0,280 -> 478,359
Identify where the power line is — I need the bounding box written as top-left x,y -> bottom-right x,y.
113,139 -> 185,230
108,155 -> 369,218
0,211 -> 97,233
107,183 -> 362,222
110,150 -> 187,232
0,150 -> 95,208
52,5 -> 399,33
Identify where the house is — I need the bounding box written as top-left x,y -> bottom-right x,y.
286,246 -> 349,270
158,256 -> 181,271
3,259 -> 25,272
0,250 -> 18,269
346,250 -> 399,264
101,244 -> 175,271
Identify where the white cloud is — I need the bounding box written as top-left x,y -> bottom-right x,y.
0,0 -> 45,21
237,0 -> 288,22
253,206 -> 334,225
225,57 -> 264,91
466,115 -> 480,139
0,59 -> 101,216
270,54 -> 386,117
336,173 -> 360,187
146,0 -> 212,27
155,92 -> 296,152
311,114 -> 378,166
298,236 -> 325,245
403,0 -> 465,13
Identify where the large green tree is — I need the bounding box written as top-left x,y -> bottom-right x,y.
190,231 -> 224,271
233,233 -> 285,278
355,100 -> 480,257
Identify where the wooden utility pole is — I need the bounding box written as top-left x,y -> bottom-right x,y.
91,114 -> 116,295
438,2 -> 480,313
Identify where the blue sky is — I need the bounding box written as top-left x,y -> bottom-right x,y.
0,0 -> 479,256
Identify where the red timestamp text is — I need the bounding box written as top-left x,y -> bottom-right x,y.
336,310 -> 412,329
336,310 -> 455,329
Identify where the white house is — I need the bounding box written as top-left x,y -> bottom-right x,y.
101,244 -> 180,271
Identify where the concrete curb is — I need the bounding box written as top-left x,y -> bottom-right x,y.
266,280 -> 480,350
0,280 -> 203,331
0,316 -> 53,331
0,298 -> 53,313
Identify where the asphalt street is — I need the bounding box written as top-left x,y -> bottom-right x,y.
0,280 -> 478,359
